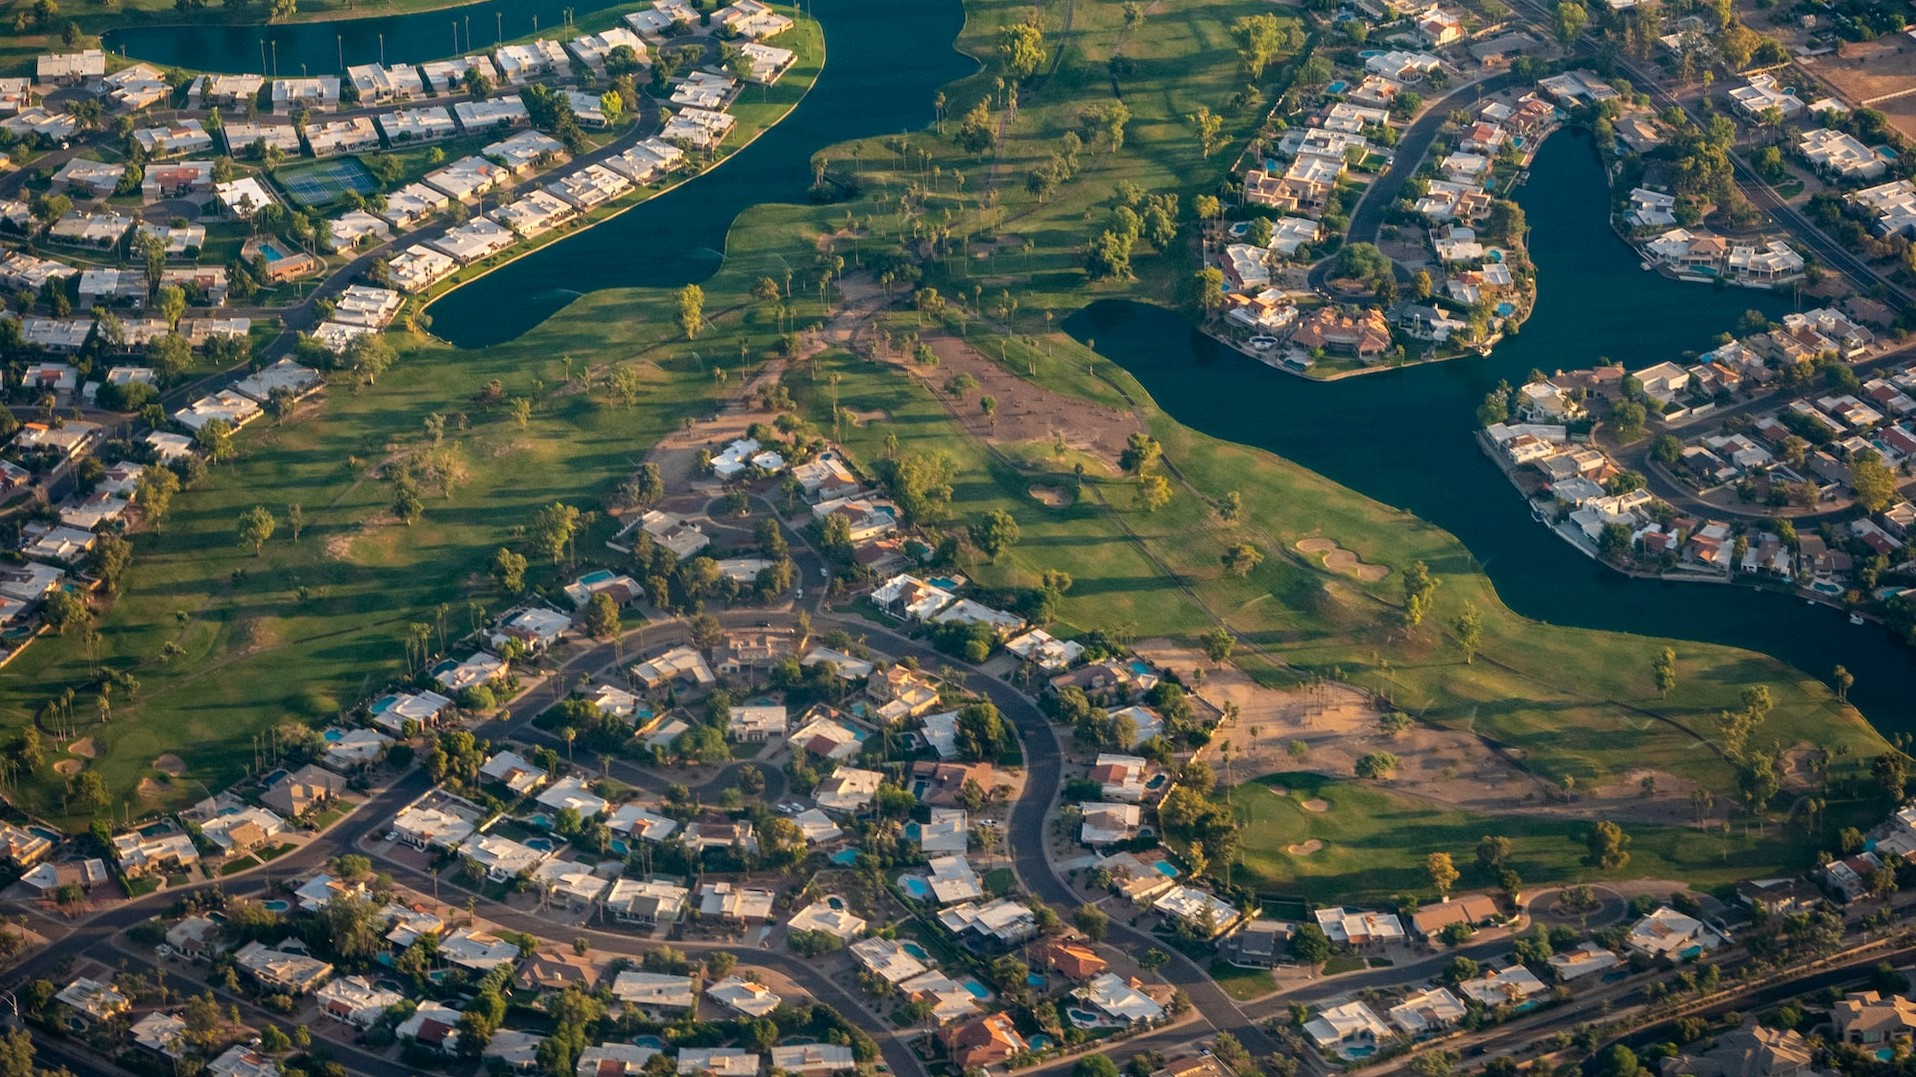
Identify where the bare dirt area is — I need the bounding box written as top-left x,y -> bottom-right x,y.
1800,38 -> 1916,140
1133,636 -> 1707,825
154,754 -> 186,777
137,777 -> 165,802
883,328 -> 1143,470
1288,838 -> 1325,854
1028,484 -> 1072,507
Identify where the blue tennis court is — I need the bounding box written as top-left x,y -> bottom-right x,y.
276,157 -> 378,208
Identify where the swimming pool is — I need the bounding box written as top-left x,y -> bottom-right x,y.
830,848 -> 860,866
260,900 -> 290,913
1128,659 -> 1153,675
900,941 -> 930,960
898,876 -> 932,900
1154,860 -> 1180,878
961,978 -> 992,1000
524,837 -> 556,852
904,822 -> 923,842
1028,1035 -> 1056,1052
322,728 -> 344,743
826,895 -> 848,910
610,839 -> 630,856
1026,972 -> 1046,988
1066,1007 -> 1104,1026
634,1036 -> 666,1051
1326,80 -> 1348,94
927,576 -> 963,590
578,569 -> 616,584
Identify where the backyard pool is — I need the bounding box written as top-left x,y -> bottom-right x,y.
261,900 -> 291,913
960,978 -> 992,1000
578,569 -> 616,584
1028,1035 -> 1056,1052
825,896 -> 849,910
830,848 -> 860,866
1026,972 -> 1046,988
898,876 -> 932,900
634,1037 -> 667,1051
1154,860 -> 1180,877
900,941 -> 931,960
926,576 -> 964,590
525,837 -> 557,852
1326,80 -> 1348,94
322,729 -> 344,743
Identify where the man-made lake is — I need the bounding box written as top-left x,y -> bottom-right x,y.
422,0 -> 975,344
107,0 -> 607,75
1069,130 -> 1916,730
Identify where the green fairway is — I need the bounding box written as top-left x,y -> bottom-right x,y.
1232,772 -> 1863,904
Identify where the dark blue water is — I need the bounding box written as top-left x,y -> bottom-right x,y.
423,0 -> 976,345
107,0 -> 601,74
1069,130 -> 1916,731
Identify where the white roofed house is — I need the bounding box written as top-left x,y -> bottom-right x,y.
491,189 -> 578,239
432,650 -> 507,693
1153,885 -> 1241,938
133,119 -> 214,158
769,1046 -> 856,1076
611,971 -> 697,1010
232,940 -> 335,993
271,76 -> 342,113
1075,972 -> 1166,1027
716,0 -> 795,38
679,1050 -> 761,1077
439,927 -> 521,971
536,774 -> 611,817
736,42 -> 797,84
423,156 -> 511,202
1078,802 -> 1141,846
304,117 -> 381,157
492,40 -> 569,85
485,129 -> 568,174
728,704 -> 788,741
377,106 -> 459,144
548,163 -> 633,209
480,749 -> 549,795
1390,986 -> 1467,1036
567,27 -> 648,76
346,63 -> 426,104
427,218 -> 518,265
56,977 -> 130,1024
602,877 -> 688,926
707,975 -> 782,1017
316,975 -> 405,1028
698,881 -> 776,922
851,937 -> 930,983
389,800 -> 479,849
1306,1001 -> 1392,1059
452,96 -> 531,132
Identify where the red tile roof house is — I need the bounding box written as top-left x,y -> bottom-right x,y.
941,1011 -> 1027,1070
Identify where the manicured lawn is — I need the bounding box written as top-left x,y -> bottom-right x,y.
1207,958 -> 1275,1001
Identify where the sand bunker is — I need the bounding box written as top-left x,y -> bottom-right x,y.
1267,785 -> 1289,797
1288,839 -> 1325,856
1302,798 -> 1331,812
154,754 -> 186,777
845,408 -> 891,426
1029,485 -> 1070,507
137,778 -> 165,801
53,760 -> 83,777
67,737 -> 98,758
1296,538 -> 1390,582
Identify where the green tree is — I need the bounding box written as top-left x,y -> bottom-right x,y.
970,509 -> 1021,561
676,284 -> 705,339
529,502 -> 582,564
1453,602 -> 1482,664
1356,751 -> 1398,779
1653,647 -> 1677,698
1290,922 -> 1331,967
493,547 -> 528,592
1222,542 -> 1263,577
1850,450 -> 1897,513
1554,0 -> 1588,45
584,592 -> 621,639
1427,851 -> 1459,897
997,21 -> 1046,79
1231,12 -> 1288,79
237,504 -> 276,555
1586,820 -> 1631,871
1401,560 -> 1438,627
1476,834 -> 1511,871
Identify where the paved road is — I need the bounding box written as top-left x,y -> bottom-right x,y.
1344,71 -> 1526,248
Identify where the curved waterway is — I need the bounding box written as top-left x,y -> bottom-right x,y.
422,0 -> 976,345
106,0 -> 611,74
1069,130 -> 1916,733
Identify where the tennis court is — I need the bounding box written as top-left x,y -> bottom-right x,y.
275,157 -> 379,208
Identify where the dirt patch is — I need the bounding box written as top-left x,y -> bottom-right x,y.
1801,37 -> 1916,141
1287,839 -> 1325,855
53,759 -> 83,777
1301,798 -> 1331,812
137,777 -> 165,801
67,737 -> 98,759
845,407 -> 891,426
154,754 -> 186,777
1296,537 -> 1390,582
324,532 -> 356,560
877,325 -> 1143,469
1028,484 -> 1071,507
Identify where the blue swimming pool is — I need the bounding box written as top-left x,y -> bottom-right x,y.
830,848 -> 860,866
826,896 -> 848,910
899,876 -> 932,899
1154,860 -> 1180,877
578,569 -> 616,584
525,837 -> 556,852
1066,1007 -> 1103,1025
961,978 -> 992,999
1345,1046 -> 1376,1059
1128,659 -> 1153,675
900,941 -> 930,960
1326,80 -> 1348,94
634,1036 -> 666,1051
610,839 -> 630,856
322,729 -> 344,742
260,900 -> 290,912
927,576 -> 962,590
904,822 -> 923,842
1026,972 -> 1046,988
1028,1035 -> 1056,1052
